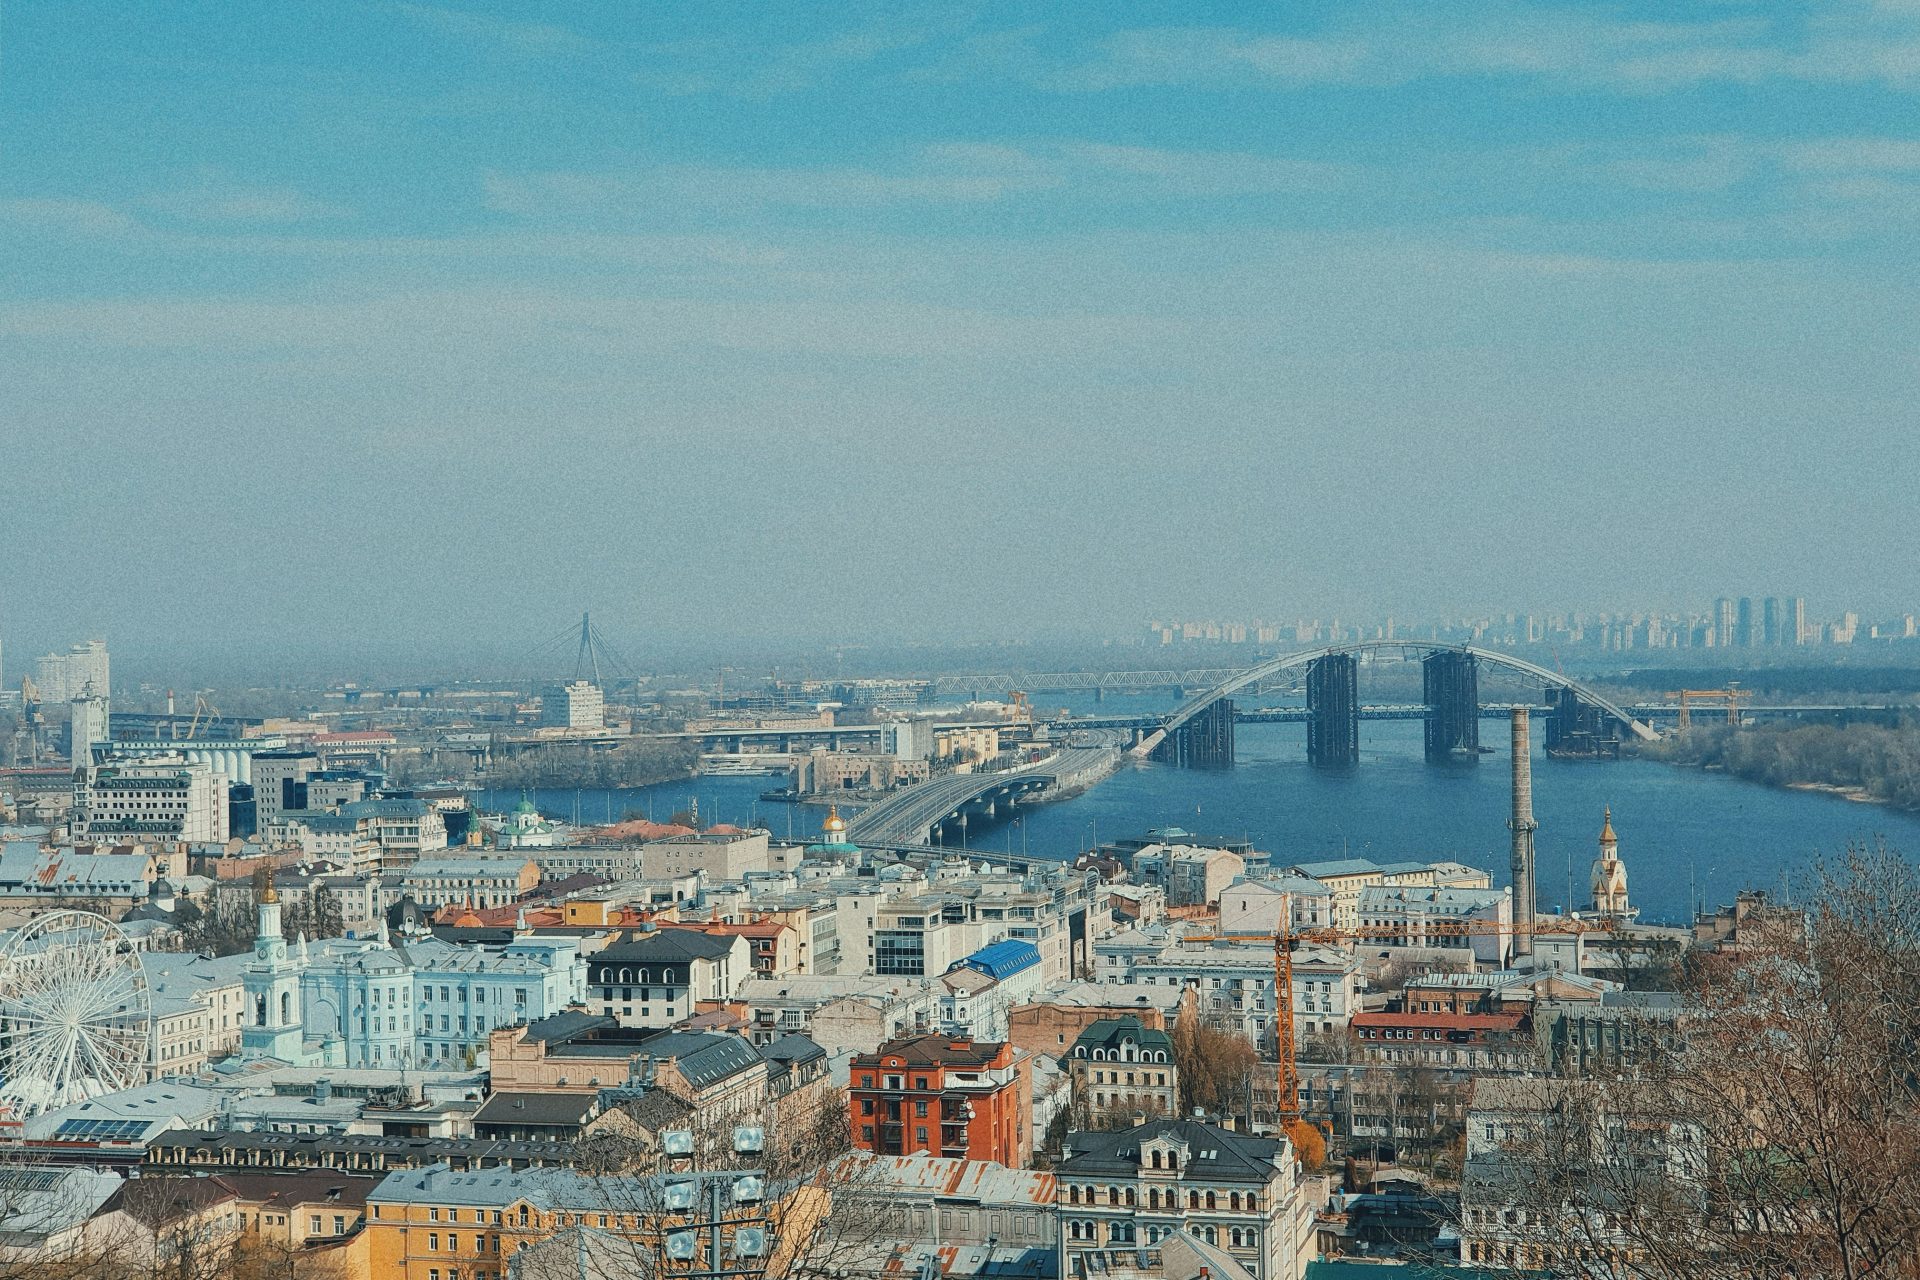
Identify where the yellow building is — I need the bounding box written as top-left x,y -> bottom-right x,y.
365,1163 -> 812,1280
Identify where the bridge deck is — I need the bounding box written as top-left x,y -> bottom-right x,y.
845,747 -> 1113,845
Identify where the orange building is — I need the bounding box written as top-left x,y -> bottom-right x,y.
848,1034 -> 1031,1167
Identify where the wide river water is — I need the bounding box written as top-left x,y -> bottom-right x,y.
482,706 -> 1920,926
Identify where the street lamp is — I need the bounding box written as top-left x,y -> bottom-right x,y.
653,1127 -> 777,1278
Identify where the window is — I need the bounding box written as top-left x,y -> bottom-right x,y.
430,1208 -> 441,1222
310,1215 -> 322,1234
429,1233 -> 440,1251
334,1215 -> 346,1235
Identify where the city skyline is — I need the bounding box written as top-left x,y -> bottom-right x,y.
4,1 -> 1920,657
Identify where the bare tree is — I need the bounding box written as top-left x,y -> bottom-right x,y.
1468,843 -> 1920,1278
511,1095 -> 901,1280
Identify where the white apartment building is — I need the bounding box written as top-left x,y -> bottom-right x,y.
74,755 -> 229,843
1217,876 -> 1335,937
1122,939 -> 1361,1048
541,681 -> 604,730
1356,885 -> 1513,966
31,639 -> 110,704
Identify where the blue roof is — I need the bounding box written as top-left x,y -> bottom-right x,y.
951,939 -> 1041,981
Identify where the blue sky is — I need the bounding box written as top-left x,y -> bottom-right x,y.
3,2 -> 1917,671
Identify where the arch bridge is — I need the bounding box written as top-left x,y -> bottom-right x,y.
1131,642 -> 1657,767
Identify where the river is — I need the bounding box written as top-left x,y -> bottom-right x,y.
481,711 -> 1920,926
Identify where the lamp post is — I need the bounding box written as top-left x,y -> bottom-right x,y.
656,1125 -> 776,1279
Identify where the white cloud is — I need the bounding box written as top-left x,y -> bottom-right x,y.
1045,5 -> 1920,94
0,198 -> 140,237
144,185 -> 350,225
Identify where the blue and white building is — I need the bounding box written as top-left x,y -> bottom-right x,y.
938,939 -> 1043,1040
230,888 -> 586,1071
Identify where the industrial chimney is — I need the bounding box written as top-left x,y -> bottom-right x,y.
1509,708 -> 1538,961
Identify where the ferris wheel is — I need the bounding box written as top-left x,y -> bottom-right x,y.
0,911 -> 151,1116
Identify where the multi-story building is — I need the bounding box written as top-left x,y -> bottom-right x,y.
1355,884 -> 1512,966
401,857 -> 540,910
938,939 -> 1043,1040
365,1163 -> 650,1280
839,1153 -> 1058,1264
230,886 -> 586,1069
540,680 -> 604,730
872,895 -> 982,977
1350,1009 -> 1537,1071
640,830 -> 772,880
586,927 -> 749,1027
251,750 -> 320,830
1055,1118 -> 1317,1280
1131,843 -> 1246,908
660,917 -> 800,977
144,950 -> 253,1076
1460,1076 -> 1701,1272
31,639 -> 109,705
73,755 -> 229,843
1123,938 -> 1359,1052
849,1034 -> 1031,1166
1217,875 -> 1335,937
69,683 -> 111,770
0,843 -> 156,913
1284,858 -> 1439,931
733,974 -> 941,1053
1067,1016 -> 1178,1119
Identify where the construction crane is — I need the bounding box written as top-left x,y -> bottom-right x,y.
184,693 -> 219,740
1184,907 -> 1618,1153
1667,682 -> 1751,731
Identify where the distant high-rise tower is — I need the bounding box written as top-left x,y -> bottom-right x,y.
1736,597 -> 1756,647
1714,598 -> 1735,649
1589,808 -> 1634,919
1509,708 -> 1538,961
69,681 -> 110,771
1790,597 -> 1807,646
1762,598 -> 1781,647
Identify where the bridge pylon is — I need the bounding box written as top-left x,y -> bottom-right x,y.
1151,698 -> 1236,767
1423,651 -> 1480,762
1306,653 -> 1359,767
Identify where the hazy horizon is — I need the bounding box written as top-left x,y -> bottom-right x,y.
5,2 -> 1918,669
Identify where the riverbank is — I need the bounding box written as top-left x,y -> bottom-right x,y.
1632,719 -> 1920,814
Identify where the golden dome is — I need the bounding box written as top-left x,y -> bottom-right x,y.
1598,806 -> 1617,847
822,805 -> 847,834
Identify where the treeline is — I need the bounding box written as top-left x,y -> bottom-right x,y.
175,882 -> 346,956
391,738 -> 700,791
1639,717 -> 1920,811
1616,665 -> 1920,697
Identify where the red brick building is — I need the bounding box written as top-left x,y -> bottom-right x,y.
849,1034 -> 1031,1167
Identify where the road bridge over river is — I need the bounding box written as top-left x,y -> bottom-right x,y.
844,745 -> 1117,846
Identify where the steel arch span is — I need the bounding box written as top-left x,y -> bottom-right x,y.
1132,641 -> 1658,757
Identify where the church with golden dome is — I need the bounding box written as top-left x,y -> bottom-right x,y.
1589,807 -> 1635,920
805,804 -> 861,856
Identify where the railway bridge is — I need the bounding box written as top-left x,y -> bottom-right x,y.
1130,642 -> 1658,768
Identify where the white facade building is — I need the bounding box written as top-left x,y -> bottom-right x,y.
541,681 -> 604,730
74,755 -> 229,843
